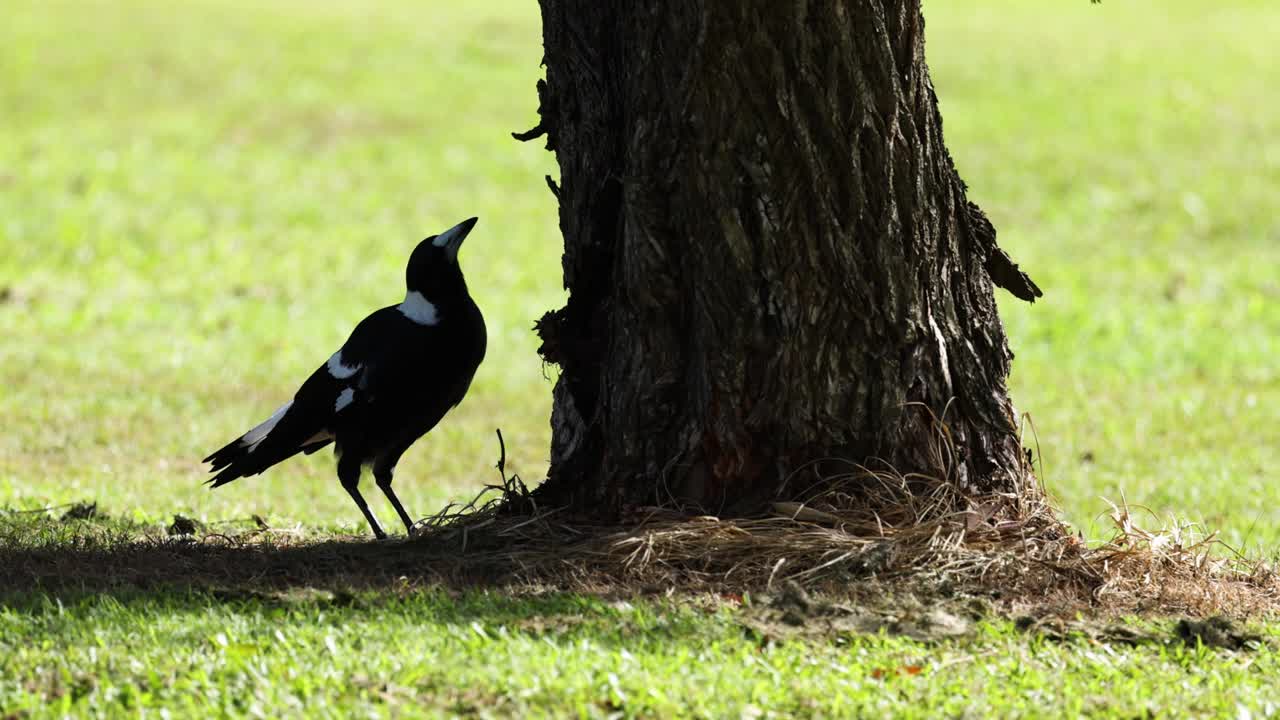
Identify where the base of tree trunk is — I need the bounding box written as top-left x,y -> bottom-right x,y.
412,496 -> 1272,619
398,427 -> 1278,620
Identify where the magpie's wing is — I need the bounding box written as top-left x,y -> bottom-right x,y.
202,308 -> 401,487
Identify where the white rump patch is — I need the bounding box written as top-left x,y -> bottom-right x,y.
398,290 -> 439,326
334,388 -> 356,412
326,351 -> 360,379
240,402 -> 291,451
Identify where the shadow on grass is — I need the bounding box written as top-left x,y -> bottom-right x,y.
0,513 -> 547,600
0,514 -> 742,651
2,511 -> 1269,652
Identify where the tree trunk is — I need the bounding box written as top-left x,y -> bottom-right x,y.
523,0 -> 1041,515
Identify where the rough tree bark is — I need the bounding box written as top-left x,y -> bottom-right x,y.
520,0 -> 1041,515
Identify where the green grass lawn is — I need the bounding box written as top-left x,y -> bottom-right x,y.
2,0 -> 1278,716
4,585 -> 1278,718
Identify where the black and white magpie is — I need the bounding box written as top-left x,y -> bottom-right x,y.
202,217 -> 487,539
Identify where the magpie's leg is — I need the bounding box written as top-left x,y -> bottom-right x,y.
373,464 -> 414,535
338,454 -> 385,540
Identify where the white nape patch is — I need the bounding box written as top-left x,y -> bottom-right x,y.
326,351 -> 360,379
398,290 -> 439,326
240,402 -> 291,451
334,388 -> 356,412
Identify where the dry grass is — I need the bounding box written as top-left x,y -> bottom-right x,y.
400,416 -> 1280,617
4,422 -> 1276,619
402,484 -> 1279,618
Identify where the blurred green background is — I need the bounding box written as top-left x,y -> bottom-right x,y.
1,0 -> 1276,547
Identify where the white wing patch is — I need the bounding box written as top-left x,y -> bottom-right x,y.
399,290 -> 439,326
335,388 -> 356,412
326,351 -> 360,379
240,401 -> 292,451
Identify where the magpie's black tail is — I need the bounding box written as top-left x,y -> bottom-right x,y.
202,402 -> 332,488
203,444 -> 247,488
203,442 -> 308,488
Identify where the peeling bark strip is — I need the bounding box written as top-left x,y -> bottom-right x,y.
527,0 -> 1036,513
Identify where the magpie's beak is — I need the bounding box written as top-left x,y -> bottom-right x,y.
434,217 -> 478,261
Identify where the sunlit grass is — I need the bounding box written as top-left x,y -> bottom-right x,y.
1,0 -> 1278,715
931,0 -> 1280,547
1,0 -> 1276,546
2,583 -> 1279,717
